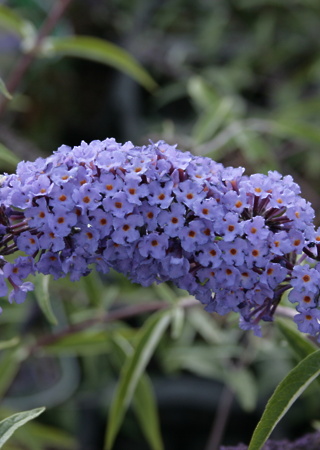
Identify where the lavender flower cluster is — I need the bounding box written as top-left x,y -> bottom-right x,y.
0,138 -> 319,339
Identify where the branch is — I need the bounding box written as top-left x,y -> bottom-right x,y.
0,0 -> 73,117
28,296 -> 199,355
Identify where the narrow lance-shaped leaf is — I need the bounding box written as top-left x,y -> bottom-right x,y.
0,346 -> 22,400
0,77 -> 12,100
248,349 -> 320,450
0,5 -> 36,40
276,318 -> 317,360
105,309 -> 172,450
0,143 -> 20,168
33,274 -> 58,325
41,36 -> 157,92
0,407 -> 45,448
112,334 -> 164,450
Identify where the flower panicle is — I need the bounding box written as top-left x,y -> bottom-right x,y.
0,138 -> 319,340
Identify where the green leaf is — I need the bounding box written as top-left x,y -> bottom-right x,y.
192,98 -> 235,144
0,347 -> 22,399
0,5 -> 35,40
33,274 -> 58,325
112,335 -> 163,450
81,271 -> 104,307
43,328 -> 112,355
0,337 -> 19,352
0,77 -> 12,100
133,375 -> 163,450
41,36 -> 157,92
276,318 -> 317,360
153,282 -> 177,304
187,76 -> 220,110
248,349 -> 320,450
187,308 -> 223,344
0,143 -> 20,168
225,368 -> 257,412
105,309 -> 172,449
0,413 -> 76,449
276,120 -> 320,146
170,306 -> 185,340
0,407 -> 45,448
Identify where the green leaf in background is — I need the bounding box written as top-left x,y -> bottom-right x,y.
170,306 -> 185,340
226,368 -> 257,412
41,36 -> 157,92
187,76 -> 220,110
133,375 -> 163,450
0,337 -> 19,352
0,407 -> 45,448
276,119 -> 320,146
248,349 -> 320,450
187,308 -> 223,344
105,309 -> 172,450
276,318 -> 317,361
192,98 -> 235,144
33,274 -> 58,325
0,346 -> 22,400
0,77 -> 12,100
0,409 -> 76,450
112,334 -> 164,450
0,143 -> 20,169
0,5 -> 36,41
42,328 -> 112,356
153,282 -> 177,304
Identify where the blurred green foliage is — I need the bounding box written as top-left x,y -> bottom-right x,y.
1,0 -> 320,449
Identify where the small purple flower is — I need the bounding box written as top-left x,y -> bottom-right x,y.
89,209 -> 113,238
179,220 -> 209,252
96,172 -> 124,197
50,183 -> 76,211
103,192 -> 134,218
220,238 -> 247,266
148,180 -> 174,209
47,206 -> 77,237
16,231 -> 39,255
173,179 -> 206,208
245,242 -> 269,269
112,214 -> 144,244
39,227 -> 66,252
195,242 -> 222,268
216,212 -> 242,242
294,307 -> 320,336
139,202 -> 160,231
103,241 -> 134,261
3,256 -> 35,285
50,165 -> 78,186
9,281 -> 34,304
159,255 -> 190,279
61,252 -> 90,281
158,203 -> 186,237
243,216 -> 269,244
25,197 -> 49,228
217,264 -> 241,288
291,265 -> 320,293
192,198 -> 221,221
73,226 -> 100,255
261,262 -> 288,289
138,233 -> 169,259
123,177 -> 149,205
288,289 -> 317,308
36,252 -> 64,280
72,184 -> 101,211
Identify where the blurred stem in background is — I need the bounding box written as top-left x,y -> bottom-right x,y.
0,0 -> 73,117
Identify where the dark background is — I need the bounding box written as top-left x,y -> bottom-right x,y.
1,1 -> 320,449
